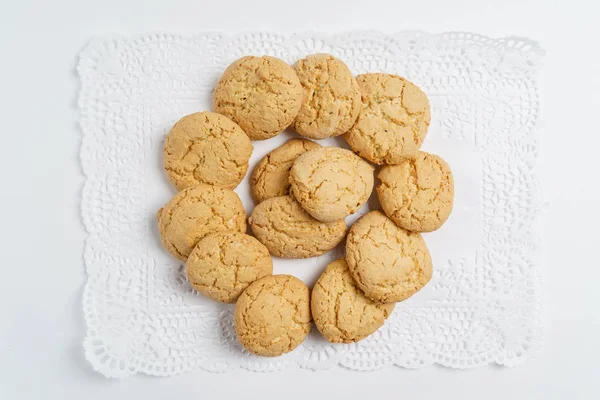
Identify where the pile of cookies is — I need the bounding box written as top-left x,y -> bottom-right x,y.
157,54 -> 454,357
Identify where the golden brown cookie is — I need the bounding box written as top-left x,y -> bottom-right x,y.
213,56 -> 303,140
377,151 -> 454,232
289,147 -> 374,222
163,112 -> 252,191
157,184 -> 247,261
311,259 -> 395,343
292,54 -> 362,139
185,231 -> 273,303
345,211 -> 432,303
251,138 -> 321,203
344,73 -> 431,165
234,275 -> 311,357
248,195 -> 347,258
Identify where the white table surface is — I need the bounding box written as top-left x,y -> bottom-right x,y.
1,0 -> 598,398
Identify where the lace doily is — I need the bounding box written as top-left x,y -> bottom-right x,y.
78,31 -> 544,378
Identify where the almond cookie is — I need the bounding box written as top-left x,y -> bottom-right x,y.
248,195 -> 347,258
234,275 -> 311,357
344,73 -> 431,165
213,56 -> 303,140
292,54 -> 362,139
345,211 -> 432,303
251,138 -> 321,202
312,259 -> 395,343
163,112 -> 253,191
377,151 -> 454,232
185,231 -> 273,303
157,184 -> 247,261
289,147 -> 374,222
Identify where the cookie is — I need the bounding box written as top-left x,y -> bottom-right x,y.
345,211 -> 432,303
377,152 -> 454,232
185,231 -> 273,303
289,147 -> 374,222
248,195 -> 347,258
163,112 -> 253,191
234,275 -> 311,357
311,259 -> 395,343
157,184 -> 247,261
344,73 -> 431,165
292,54 -> 362,139
213,56 -> 303,140
251,138 -> 321,203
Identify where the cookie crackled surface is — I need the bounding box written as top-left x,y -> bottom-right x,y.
292,54 -> 362,139
163,112 -> 253,190
312,259 -> 395,343
345,211 -> 432,303
157,184 -> 247,261
185,231 -> 272,303
213,56 -> 303,140
289,147 -> 374,222
344,73 -> 431,165
248,195 -> 347,258
377,151 -> 454,232
234,275 -> 311,357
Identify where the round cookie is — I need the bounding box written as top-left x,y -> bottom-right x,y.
377,151 -> 454,232
345,211 -> 432,303
185,231 -> 273,303
292,54 -> 362,139
163,112 -> 253,191
289,147 -> 374,222
157,184 -> 247,261
248,195 -> 347,258
251,138 -> 321,202
234,275 -> 311,357
312,259 -> 395,343
344,73 -> 431,165
213,56 -> 303,140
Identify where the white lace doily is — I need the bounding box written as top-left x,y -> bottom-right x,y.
78,31 -> 544,378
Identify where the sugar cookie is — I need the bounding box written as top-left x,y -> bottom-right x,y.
378,151 -> 454,232
186,231 -> 272,303
234,275 -> 311,357
248,195 -> 346,258
289,147 -> 373,222
157,184 -> 247,261
163,112 -> 253,190
312,259 -> 395,343
213,56 -> 303,140
345,211 -> 432,303
292,54 -> 361,139
344,73 -> 430,164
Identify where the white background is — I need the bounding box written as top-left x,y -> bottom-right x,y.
0,0 -> 598,398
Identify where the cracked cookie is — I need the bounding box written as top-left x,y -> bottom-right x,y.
312,259 -> 395,343
234,275 -> 311,357
186,231 -> 273,303
292,54 -> 361,139
157,184 -> 247,261
248,195 -> 347,258
378,151 -> 454,232
163,112 -> 253,191
251,138 -> 321,203
345,211 -> 432,303
213,56 -> 303,140
344,73 -> 431,165
289,147 -> 374,222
